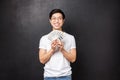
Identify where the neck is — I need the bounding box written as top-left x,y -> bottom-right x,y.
52,28 -> 62,31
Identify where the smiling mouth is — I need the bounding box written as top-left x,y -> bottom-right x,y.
54,23 -> 59,27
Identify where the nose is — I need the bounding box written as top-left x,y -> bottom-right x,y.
55,18 -> 59,22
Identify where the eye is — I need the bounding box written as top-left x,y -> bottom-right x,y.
51,17 -> 56,21
58,17 -> 62,20
51,17 -> 63,21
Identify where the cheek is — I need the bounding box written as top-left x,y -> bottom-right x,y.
50,20 -> 53,23
60,21 -> 64,25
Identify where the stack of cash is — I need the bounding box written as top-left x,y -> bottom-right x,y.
48,30 -> 64,41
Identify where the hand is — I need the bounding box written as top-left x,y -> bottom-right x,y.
51,39 -> 58,51
57,39 -> 64,51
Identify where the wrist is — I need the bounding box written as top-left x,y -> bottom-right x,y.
49,48 -> 54,55
61,48 -> 65,53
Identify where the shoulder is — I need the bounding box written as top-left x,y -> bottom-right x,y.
41,34 -> 48,38
64,32 -> 75,39
40,34 -> 49,41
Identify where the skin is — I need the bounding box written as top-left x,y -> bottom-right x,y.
39,13 -> 76,64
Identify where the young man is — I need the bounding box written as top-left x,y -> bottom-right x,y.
39,9 -> 76,80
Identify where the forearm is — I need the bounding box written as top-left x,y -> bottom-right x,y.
40,49 -> 54,64
61,48 -> 76,63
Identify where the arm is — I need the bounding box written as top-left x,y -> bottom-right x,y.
39,48 -> 54,64
61,48 -> 76,63
57,40 -> 76,63
39,40 -> 58,64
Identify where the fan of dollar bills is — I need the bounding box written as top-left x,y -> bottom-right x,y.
48,30 -> 64,41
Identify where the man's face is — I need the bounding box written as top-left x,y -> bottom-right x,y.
49,13 -> 65,30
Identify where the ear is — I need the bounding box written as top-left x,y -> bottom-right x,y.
63,19 -> 65,22
49,19 -> 51,22
49,19 -> 51,23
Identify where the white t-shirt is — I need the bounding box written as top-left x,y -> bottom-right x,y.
39,32 -> 76,77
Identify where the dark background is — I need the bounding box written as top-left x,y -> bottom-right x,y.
0,0 -> 120,80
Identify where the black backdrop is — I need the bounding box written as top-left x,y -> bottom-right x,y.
0,0 -> 120,80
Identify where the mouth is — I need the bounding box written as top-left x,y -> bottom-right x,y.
54,23 -> 60,27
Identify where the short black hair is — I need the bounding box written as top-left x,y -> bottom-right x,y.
49,9 -> 65,19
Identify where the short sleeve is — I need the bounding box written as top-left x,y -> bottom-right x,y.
39,36 -> 47,49
71,36 -> 76,49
